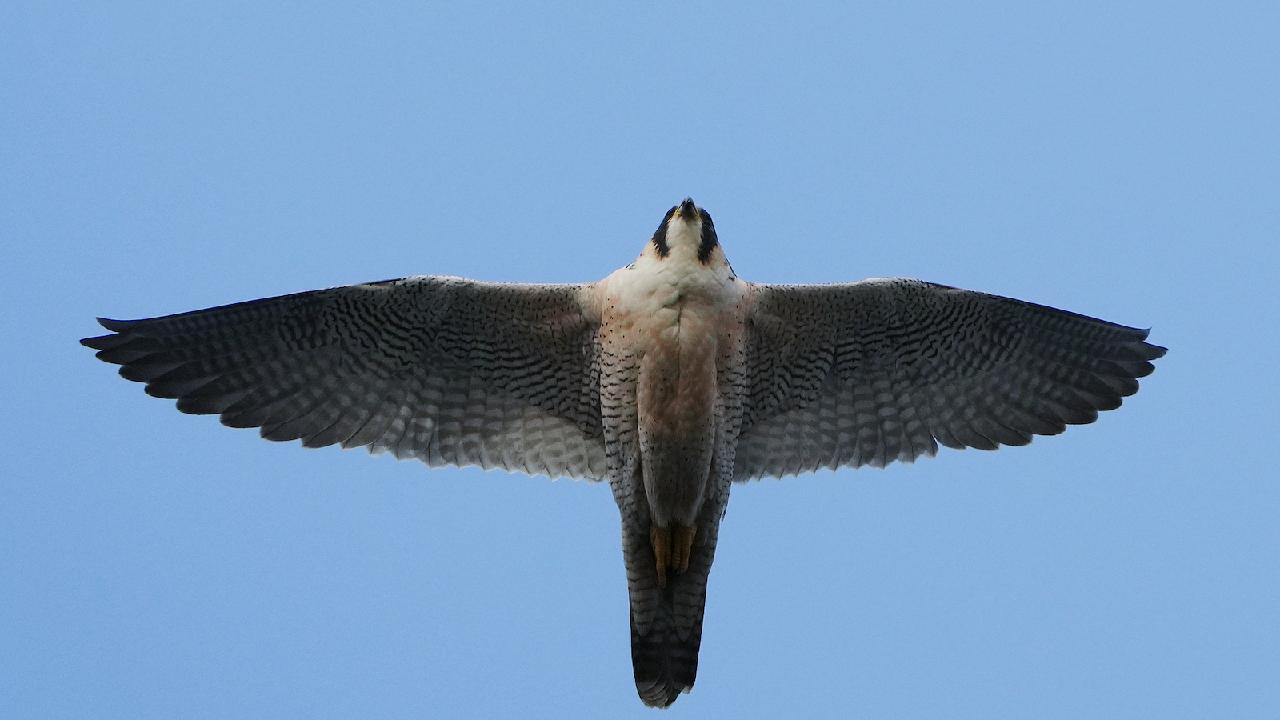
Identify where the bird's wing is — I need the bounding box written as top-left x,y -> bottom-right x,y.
733,279 -> 1165,480
83,277 -> 607,480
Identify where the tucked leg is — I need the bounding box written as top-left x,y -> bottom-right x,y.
650,525 -> 671,588
651,523 -> 700,587
671,524 -> 697,574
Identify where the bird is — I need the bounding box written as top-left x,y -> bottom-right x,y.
82,198 -> 1165,708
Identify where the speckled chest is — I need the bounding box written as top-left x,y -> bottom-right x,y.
596,256 -> 747,441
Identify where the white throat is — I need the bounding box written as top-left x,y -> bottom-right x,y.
663,218 -> 703,259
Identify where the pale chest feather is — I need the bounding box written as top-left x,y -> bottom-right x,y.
597,255 -> 741,368
595,254 -> 746,439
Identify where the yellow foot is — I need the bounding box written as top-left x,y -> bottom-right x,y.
650,523 -> 698,588
650,525 -> 671,588
672,524 -> 697,574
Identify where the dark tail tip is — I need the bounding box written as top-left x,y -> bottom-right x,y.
635,677 -> 687,708
631,614 -> 698,708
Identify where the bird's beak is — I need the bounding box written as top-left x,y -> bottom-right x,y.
674,198 -> 698,221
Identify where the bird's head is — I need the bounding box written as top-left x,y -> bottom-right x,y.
649,198 -> 724,266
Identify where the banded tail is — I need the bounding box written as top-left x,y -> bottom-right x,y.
624,518 -> 720,707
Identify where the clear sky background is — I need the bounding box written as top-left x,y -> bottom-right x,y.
4,2 -> 1278,718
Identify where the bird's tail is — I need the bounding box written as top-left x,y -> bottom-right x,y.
623,520 -> 719,708
629,590 -> 703,707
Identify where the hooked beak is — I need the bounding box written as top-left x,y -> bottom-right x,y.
673,197 -> 698,221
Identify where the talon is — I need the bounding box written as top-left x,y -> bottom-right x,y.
650,525 -> 671,588
672,524 -> 697,574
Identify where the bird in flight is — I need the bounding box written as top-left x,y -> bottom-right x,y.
83,198 -> 1165,707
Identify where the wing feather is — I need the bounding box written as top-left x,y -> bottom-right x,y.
735,279 -> 1165,480
83,277 -> 606,480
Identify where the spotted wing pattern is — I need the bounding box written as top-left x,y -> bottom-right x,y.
83,277 -> 606,479
735,279 -> 1165,479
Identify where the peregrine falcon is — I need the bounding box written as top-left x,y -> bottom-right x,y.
82,198 -> 1165,707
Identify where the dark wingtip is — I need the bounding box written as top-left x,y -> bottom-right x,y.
1134,326 -> 1167,358
84,317 -> 150,357
97,317 -> 137,332
82,333 -> 131,353
83,318 -> 136,349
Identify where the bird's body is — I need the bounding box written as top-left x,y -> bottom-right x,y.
82,199 -> 1165,708
591,203 -> 750,703
597,202 -> 744,529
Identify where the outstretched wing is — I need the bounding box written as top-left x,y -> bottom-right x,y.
734,279 -> 1165,479
83,277 -> 607,480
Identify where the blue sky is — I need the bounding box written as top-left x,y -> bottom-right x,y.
4,2 -> 1278,718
